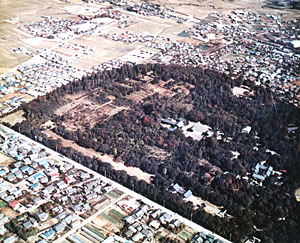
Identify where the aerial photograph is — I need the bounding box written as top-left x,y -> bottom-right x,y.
0,0 -> 299,242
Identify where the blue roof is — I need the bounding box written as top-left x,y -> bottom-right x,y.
0,170 -> 6,176
27,167 -> 34,173
16,155 -> 23,160
42,162 -> 49,168
0,181 -> 7,188
14,162 -> 22,167
38,158 -> 48,165
11,168 -> 18,173
20,165 -> 29,172
43,228 -> 55,238
33,172 -> 43,179
31,183 -> 39,189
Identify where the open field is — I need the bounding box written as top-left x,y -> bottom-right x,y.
54,92 -> 116,130
184,195 -> 222,216
0,110 -> 25,126
54,92 -> 128,130
1,206 -> 19,218
0,152 -> 15,168
0,0 -> 80,74
0,0 -> 297,75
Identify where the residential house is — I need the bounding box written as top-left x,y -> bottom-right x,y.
149,220 -> 160,229
9,200 -> 20,210
0,216 -> 9,225
52,206 -> 63,214
132,232 -> 144,242
0,181 -> 8,191
124,229 -> 134,238
34,196 -> 43,205
37,212 -> 48,222
57,181 -> 68,190
172,183 -> 185,194
159,212 -> 173,223
26,167 -> 34,175
43,185 -> 55,195
184,190 -> 193,198
65,176 -> 76,184
3,235 -> 17,243
141,228 -> 153,238
62,214 -> 74,225
20,165 -> 29,173
41,228 -> 55,240
0,226 -> 7,235
50,173 -> 59,182
85,193 -> 98,201
23,221 -> 33,229
31,183 -> 39,191
53,222 -> 65,233
0,192 -> 7,199
29,217 -> 37,226
241,126 -> 252,134
123,215 -> 135,224
59,196 -> 68,204
170,219 -> 181,228
56,212 -> 67,220
80,172 -> 91,181
134,209 -> 145,219
82,203 -> 91,212
72,204 -> 82,214
139,204 -> 149,212
40,176 -> 48,184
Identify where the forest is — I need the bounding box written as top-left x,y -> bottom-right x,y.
6,63 -> 300,242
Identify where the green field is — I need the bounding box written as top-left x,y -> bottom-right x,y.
107,191 -> 119,199
85,225 -> 106,238
109,209 -> 125,220
0,200 -> 7,209
100,212 -> 119,224
180,231 -> 192,241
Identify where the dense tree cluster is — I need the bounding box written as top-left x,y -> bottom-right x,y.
8,63 -> 300,242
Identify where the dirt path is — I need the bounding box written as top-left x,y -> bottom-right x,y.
43,130 -> 153,183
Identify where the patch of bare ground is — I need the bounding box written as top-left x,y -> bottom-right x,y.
43,130 -> 153,183
0,110 -> 26,126
0,152 -> 15,168
296,188 -> 300,201
293,80 -> 300,86
126,89 -> 150,101
148,83 -> 175,96
125,78 -> 175,102
55,91 -> 130,130
2,206 -> 19,218
184,195 -> 222,216
145,145 -> 171,162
